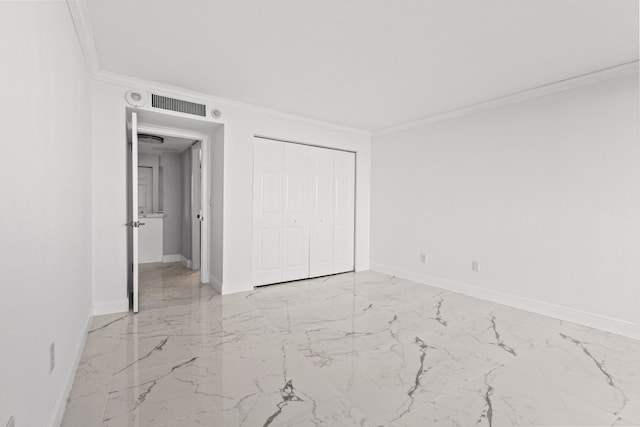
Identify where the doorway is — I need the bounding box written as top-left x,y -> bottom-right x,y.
137,131 -> 200,270
126,108 -> 223,312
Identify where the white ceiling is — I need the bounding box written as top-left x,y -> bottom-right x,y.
87,0 -> 638,131
138,134 -> 196,155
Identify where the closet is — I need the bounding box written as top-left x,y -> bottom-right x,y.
252,138 -> 356,286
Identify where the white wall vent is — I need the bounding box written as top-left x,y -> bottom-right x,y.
151,94 -> 206,117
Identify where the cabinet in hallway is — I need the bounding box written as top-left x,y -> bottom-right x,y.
252,138 -> 356,286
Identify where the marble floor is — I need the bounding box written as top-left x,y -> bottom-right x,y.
61,264 -> 640,426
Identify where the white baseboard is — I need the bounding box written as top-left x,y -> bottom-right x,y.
181,255 -> 192,269
47,311 -> 92,427
139,257 -> 162,264
162,254 -> 181,263
209,274 -> 223,294
93,299 -> 129,316
370,262 -> 639,341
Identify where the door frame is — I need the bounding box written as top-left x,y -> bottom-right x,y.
135,122 -> 212,283
191,141 -> 202,271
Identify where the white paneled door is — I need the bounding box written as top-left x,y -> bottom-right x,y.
333,150 -> 356,273
253,139 -> 284,285
191,142 -> 202,271
253,138 -> 355,286
282,143 -> 311,281
309,146 -> 335,277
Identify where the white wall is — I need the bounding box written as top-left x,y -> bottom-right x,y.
90,81 -> 129,313
371,73 -> 640,339
89,79 -> 371,305
161,153 -> 183,256
0,3 -> 93,427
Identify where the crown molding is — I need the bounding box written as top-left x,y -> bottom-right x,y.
66,0 -> 100,77
65,0 -> 369,136
67,0 -> 637,139
373,60 -> 639,137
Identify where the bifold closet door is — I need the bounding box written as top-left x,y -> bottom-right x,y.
333,150 -> 356,273
282,143 -> 311,282
309,146 -> 335,277
253,138 -> 356,286
252,139 -> 284,285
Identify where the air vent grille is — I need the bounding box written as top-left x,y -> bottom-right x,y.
151,94 -> 206,117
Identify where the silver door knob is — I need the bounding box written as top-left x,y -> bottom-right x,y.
125,221 -> 145,228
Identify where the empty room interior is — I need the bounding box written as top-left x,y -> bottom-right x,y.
2,1 -> 639,426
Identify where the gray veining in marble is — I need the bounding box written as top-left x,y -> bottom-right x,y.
61,263 -> 640,426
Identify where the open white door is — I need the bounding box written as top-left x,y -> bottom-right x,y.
191,142 -> 202,271
130,112 -> 140,313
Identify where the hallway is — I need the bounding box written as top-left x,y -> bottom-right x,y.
137,263 -> 216,311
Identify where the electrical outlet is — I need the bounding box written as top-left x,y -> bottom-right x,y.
6,416 -> 15,427
472,260 -> 480,272
49,342 -> 55,374
420,253 -> 427,264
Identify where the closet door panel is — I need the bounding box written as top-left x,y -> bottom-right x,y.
333,151 -> 356,273
253,139 -> 284,285
282,143 -> 311,281
309,147 -> 335,277
316,175 -> 333,212
314,225 -> 333,261
259,228 -> 281,270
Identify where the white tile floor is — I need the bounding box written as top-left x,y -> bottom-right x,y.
61,263 -> 640,426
